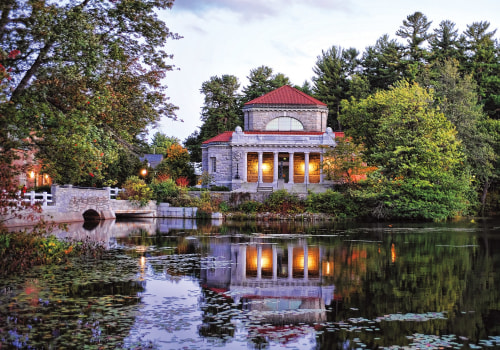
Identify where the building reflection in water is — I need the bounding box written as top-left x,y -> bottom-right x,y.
201,239 -> 335,325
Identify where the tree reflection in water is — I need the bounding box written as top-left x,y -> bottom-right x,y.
1,218 -> 500,349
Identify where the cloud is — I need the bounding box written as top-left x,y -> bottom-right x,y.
173,0 -> 352,20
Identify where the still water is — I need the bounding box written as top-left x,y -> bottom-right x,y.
1,217 -> 500,349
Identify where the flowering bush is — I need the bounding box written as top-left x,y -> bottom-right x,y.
118,176 -> 153,207
176,176 -> 189,187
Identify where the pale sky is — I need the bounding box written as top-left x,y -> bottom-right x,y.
152,0 -> 500,142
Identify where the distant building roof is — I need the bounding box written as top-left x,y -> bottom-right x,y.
244,85 -> 327,106
139,154 -> 164,168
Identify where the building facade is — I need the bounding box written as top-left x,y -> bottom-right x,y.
201,85 -> 343,192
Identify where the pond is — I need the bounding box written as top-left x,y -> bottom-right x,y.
1,217 -> 500,349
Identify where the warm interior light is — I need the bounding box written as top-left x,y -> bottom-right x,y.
262,163 -> 269,172
29,171 -> 35,179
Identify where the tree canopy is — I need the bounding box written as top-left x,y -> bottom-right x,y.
0,0 -> 180,185
340,81 -> 472,220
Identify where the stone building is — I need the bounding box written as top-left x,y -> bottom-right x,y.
201,85 -> 343,192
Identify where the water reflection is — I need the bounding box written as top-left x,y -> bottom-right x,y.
201,239 -> 333,325
2,218 -> 500,349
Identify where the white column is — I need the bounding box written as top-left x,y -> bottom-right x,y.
288,152 -> 294,184
258,152 -> 263,184
272,245 -> 278,280
320,153 -> 324,183
242,152 -> 248,182
273,152 -> 279,183
304,245 -> 308,281
257,245 -> 262,279
304,152 -> 310,184
239,244 -> 247,281
288,245 -> 293,280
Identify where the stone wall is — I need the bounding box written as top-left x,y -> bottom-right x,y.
204,144 -> 233,189
51,185 -> 115,221
188,191 -> 273,208
244,106 -> 328,132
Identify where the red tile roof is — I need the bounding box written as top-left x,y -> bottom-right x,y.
202,131 -> 233,144
202,131 -> 344,144
244,131 -> 324,135
244,85 -> 327,106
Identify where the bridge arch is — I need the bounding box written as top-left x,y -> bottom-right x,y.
83,208 -> 101,221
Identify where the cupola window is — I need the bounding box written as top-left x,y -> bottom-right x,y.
265,117 -> 304,131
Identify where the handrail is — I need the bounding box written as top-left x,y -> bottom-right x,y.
23,191 -> 52,207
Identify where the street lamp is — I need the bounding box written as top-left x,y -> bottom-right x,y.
140,168 -> 147,177
233,151 -> 242,179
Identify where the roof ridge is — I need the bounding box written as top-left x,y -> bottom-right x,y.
244,85 -> 326,106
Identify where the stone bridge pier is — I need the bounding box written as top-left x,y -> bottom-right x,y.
50,185 -> 116,222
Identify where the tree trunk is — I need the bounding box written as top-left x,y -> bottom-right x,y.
481,179 -> 490,216
10,40 -> 53,102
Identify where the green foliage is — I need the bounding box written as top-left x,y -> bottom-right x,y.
210,185 -> 230,191
241,66 -> 291,102
200,171 -> 214,188
306,190 -> 345,215
0,231 -> 104,277
219,201 -> 230,213
155,144 -> 195,184
148,132 -> 180,155
238,200 -> 263,213
1,0 -> 179,186
198,75 -> 243,144
118,176 -> 153,207
322,136 -> 375,184
312,46 -> 360,130
149,178 -> 179,203
264,190 -> 305,214
340,81 -> 472,220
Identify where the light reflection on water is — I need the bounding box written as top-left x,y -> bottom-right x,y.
2,218 -> 500,349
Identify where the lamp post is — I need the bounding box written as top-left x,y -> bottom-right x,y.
233,151 -> 242,179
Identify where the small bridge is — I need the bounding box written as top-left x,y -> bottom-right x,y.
13,185 -> 156,225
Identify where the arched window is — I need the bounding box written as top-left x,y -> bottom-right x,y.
265,117 -> 304,131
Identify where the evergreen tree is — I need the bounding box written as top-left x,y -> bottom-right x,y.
199,75 -> 243,139
462,21 -> 500,119
242,66 -> 290,103
312,46 -> 360,130
361,35 -> 404,92
396,12 -> 433,79
429,20 -> 464,63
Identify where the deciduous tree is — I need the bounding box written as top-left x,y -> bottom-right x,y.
340,81 -> 472,220
0,0 -> 180,185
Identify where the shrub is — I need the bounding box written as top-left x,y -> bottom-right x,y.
118,176 -> 153,207
306,189 -> 345,214
176,176 -> 190,187
264,189 -> 304,214
238,200 -> 262,213
149,178 -> 179,203
210,185 -> 230,191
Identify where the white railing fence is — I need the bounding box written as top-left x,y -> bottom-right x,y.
19,187 -> 123,207
23,191 -> 53,207
106,187 -> 124,199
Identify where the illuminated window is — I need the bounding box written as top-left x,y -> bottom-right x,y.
266,117 -> 304,131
